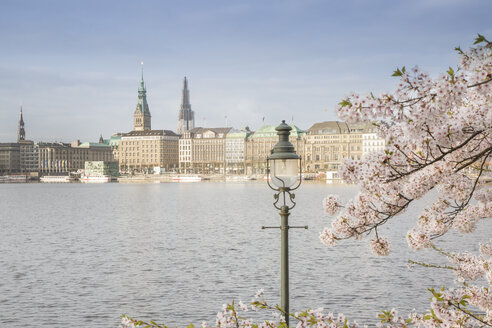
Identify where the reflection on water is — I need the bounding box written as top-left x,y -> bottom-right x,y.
0,182 -> 489,327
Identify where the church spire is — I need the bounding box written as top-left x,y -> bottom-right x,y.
182,76 -> 190,106
133,62 -> 152,131
177,76 -> 195,135
140,61 -> 145,89
18,106 -> 25,142
138,62 -> 146,97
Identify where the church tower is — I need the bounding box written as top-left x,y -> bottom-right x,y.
18,106 -> 25,142
133,66 -> 151,131
177,76 -> 195,135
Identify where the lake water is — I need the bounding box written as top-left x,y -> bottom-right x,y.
0,182 -> 489,327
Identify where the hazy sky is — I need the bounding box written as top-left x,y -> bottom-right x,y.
0,0 -> 490,142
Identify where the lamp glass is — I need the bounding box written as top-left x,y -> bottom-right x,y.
271,158 -> 299,188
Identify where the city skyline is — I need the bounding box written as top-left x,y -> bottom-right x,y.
1,0 -> 491,142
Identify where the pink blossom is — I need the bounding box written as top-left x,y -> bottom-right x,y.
370,237 -> 391,256
323,195 -> 341,216
319,228 -> 337,246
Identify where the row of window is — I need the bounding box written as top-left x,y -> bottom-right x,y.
363,141 -> 385,146
307,145 -> 361,152
309,135 -> 362,140
306,154 -> 361,161
194,133 -> 225,139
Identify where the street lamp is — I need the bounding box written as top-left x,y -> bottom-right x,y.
263,120 -> 306,327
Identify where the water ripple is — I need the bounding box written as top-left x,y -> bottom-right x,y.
0,182 -> 489,327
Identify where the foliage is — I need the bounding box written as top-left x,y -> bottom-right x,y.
322,34 -> 491,326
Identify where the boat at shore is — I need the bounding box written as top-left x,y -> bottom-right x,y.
0,175 -> 30,183
171,175 -> 203,182
80,175 -> 112,183
40,175 -> 74,183
226,175 -> 256,182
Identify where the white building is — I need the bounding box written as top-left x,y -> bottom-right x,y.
362,125 -> 386,157
178,127 -> 231,174
118,130 -> 179,173
19,141 -> 38,173
225,128 -> 251,174
179,133 -> 192,173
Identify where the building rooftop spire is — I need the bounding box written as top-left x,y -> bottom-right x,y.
182,76 -> 190,106
136,62 -> 148,111
140,61 -> 145,89
18,105 -> 25,141
133,63 -> 151,131
19,106 -> 24,124
177,76 -> 195,135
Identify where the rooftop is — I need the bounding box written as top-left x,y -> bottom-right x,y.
123,130 -> 178,137
189,127 -> 232,135
226,129 -> 253,139
307,121 -> 375,135
251,124 -> 305,138
77,142 -> 111,148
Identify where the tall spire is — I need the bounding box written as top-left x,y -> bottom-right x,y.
177,76 -> 195,135
182,76 -> 190,106
18,106 -> 25,142
140,61 -> 144,87
19,106 -> 24,124
139,61 -> 146,94
133,62 -> 151,131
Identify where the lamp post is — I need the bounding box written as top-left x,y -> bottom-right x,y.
263,120 -> 306,327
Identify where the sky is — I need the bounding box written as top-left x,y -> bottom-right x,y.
0,0 -> 490,142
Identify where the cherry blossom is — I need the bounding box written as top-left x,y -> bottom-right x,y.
322,34 -> 492,327
322,195 -> 341,216
323,36 -> 491,252
370,237 -> 391,256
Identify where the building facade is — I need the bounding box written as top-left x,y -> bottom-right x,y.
103,134 -> 122,161
84,161 -> 119,177
38,141 -> 115,174
177,77 -> 195,135
0,143 -> 21,174
303,121 -> 371,176
118,130 -> 179,173
179,132 -> 192,173
179,127 -> 231,174
244,124 -> 305,174
19,141 -> 39,173
225,128 -> 252,174
362,125 -> 386,157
